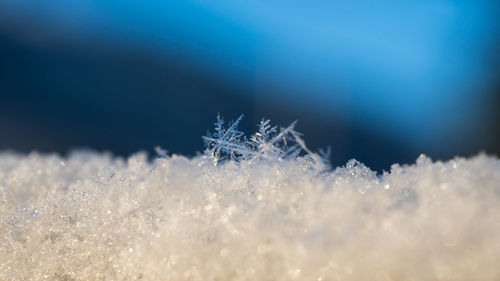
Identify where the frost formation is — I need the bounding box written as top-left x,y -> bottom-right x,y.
1,115 -> 499,280
202,114 -> 317,165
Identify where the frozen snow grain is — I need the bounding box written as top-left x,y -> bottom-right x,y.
1,116 -> 499,280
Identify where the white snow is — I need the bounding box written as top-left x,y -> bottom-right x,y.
1,117 -> 499,280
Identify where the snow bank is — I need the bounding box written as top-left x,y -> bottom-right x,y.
1,117 -> 499,280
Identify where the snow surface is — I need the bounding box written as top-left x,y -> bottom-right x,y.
1,117 -> 499,280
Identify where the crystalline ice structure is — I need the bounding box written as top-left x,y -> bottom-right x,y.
0,116 -> 499,280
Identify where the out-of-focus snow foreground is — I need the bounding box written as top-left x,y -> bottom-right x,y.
1,117 -> 499,281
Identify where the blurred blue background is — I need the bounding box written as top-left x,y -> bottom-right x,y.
0,0 -> 499,171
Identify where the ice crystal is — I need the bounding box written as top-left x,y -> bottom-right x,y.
203,115 -> 320,166
0,116 -> 499,280
202,114 -> 248,164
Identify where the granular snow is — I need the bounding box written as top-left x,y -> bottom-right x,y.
1,117 -> 499,280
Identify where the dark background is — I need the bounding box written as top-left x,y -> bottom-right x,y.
1,1 -> 499,171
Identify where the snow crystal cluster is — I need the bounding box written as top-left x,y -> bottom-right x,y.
1,115 -> 499,280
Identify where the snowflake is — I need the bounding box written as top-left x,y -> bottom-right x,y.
203,114 -> 323,165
